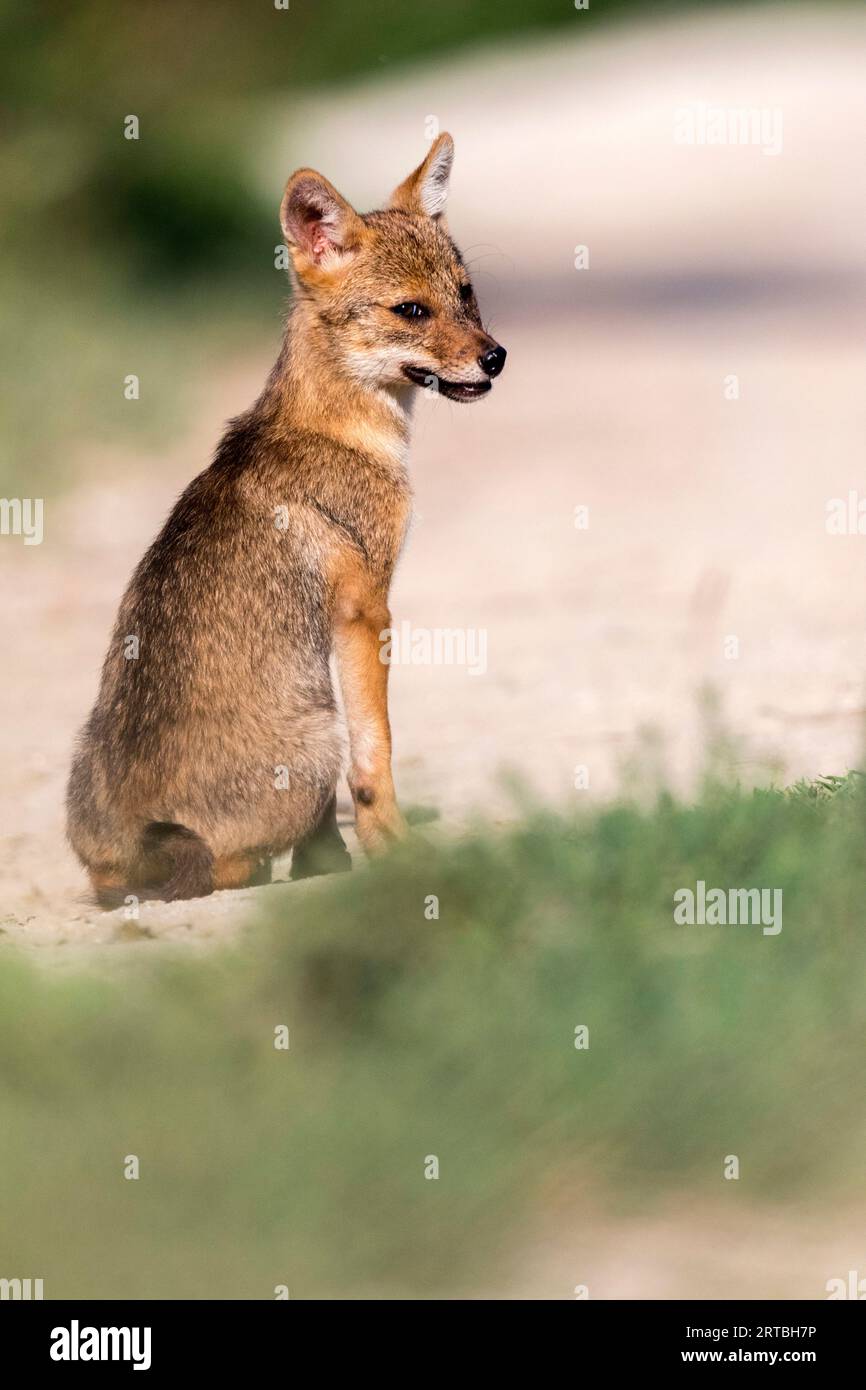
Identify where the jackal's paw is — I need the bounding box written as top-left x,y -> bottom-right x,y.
352,788 -> 408,856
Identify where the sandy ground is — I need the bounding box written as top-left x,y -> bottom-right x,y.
488,1196 -> 866,1301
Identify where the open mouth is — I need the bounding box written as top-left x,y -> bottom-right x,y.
403,365 -> 492,402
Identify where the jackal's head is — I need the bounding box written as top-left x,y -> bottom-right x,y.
279,134 -> 506,403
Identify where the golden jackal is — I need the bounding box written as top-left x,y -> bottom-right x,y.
67,134 -> 506,905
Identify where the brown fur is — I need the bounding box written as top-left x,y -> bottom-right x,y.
66,134 -> 506,904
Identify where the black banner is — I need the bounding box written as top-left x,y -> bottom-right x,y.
1,1299 -> 861,1373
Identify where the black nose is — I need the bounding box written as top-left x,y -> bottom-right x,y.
479,345 -> 507,378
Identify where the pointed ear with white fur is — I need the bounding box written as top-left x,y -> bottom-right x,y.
280,169 -> 364,274
389,133 -> 454,220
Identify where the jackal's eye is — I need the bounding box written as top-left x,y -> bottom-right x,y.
391,302 -> 430,320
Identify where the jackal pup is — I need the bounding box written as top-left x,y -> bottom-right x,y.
67,134 -> 506,906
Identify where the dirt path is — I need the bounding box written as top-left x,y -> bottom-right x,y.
484,1195 -> 866,1300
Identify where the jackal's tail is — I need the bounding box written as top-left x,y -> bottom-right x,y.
93,821 -> 215,909
141,821 -> 214,901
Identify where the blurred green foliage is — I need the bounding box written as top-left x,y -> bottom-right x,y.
1,775 -> 864,1298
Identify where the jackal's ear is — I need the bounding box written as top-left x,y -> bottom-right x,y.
280,170 -> 364,272
389,133 -> 454,220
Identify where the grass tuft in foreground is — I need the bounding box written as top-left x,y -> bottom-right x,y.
1,776 -> 865,1297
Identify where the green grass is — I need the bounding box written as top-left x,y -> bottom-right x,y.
786,770 -> 865,802
1,775 -> 865,1298
0,255 -> 280,497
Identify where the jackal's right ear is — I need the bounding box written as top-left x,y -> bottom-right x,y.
389,133 -> 454,220
280,170 -> 364,274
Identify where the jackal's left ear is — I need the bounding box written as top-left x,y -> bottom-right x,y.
280,169 -> 364,273
389,133 -> 454,220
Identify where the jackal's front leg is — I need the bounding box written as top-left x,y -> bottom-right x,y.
334,589 -> 407,854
